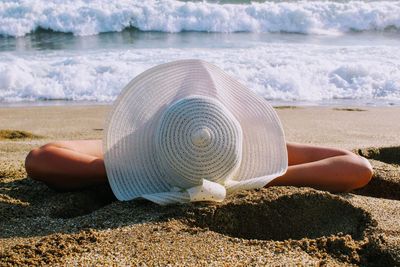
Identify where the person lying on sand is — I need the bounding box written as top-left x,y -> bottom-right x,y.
24,60 -> 373,205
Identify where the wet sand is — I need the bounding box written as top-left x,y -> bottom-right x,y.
0,105 -> 399,266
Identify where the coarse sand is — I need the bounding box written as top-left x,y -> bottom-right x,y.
0,105 -> 399,266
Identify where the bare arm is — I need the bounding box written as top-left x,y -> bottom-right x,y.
268,142 -> 373,192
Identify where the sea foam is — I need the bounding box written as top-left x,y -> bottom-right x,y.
1,44 -> 399,103
1,0 -> 400,37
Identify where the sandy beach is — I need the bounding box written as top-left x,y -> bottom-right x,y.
1,105 -> 399,266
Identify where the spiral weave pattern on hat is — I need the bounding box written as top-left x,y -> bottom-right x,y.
155,96 -> 242,189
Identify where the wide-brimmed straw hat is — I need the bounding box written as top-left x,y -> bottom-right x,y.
103,59 -> 288,205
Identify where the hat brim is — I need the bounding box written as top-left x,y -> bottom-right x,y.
103,59 -> 288,201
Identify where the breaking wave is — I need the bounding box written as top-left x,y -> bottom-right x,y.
1,0 -> 400,37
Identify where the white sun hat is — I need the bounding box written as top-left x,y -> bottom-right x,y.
103,59 -> 288,205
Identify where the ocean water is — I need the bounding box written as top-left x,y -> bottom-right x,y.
0,0 -> 399,106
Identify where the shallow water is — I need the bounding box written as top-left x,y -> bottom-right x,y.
0,0 -> 399,106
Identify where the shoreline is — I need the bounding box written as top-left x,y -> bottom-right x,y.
1,99 -> 399,109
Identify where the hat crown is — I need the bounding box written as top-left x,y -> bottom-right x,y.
191,127 -> 212,146
155,95 -> 243,189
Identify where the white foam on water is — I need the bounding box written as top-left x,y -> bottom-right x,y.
1,44 -> 399,103
1,0 -> 400,37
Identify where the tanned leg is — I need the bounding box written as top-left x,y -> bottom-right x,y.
268,142 -> 373,192
25,140 -> 107,191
